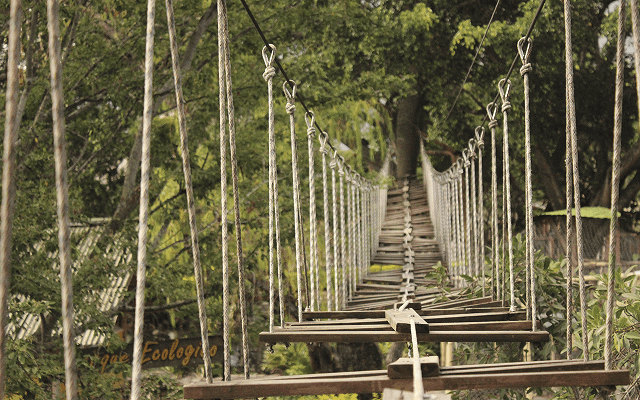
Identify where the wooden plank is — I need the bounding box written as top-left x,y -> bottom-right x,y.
184,369 -> 630,399
259,330 -> 550,343
441,360 -> 605,375
388,356 -> 440,379
385,309 -> 429,333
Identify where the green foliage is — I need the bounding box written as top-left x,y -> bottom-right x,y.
262,343 -> 314,376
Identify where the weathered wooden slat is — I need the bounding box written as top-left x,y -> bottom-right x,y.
184,369 -> 630,399
385,309 -> 429,333
388,356 -> 440,379
259,329 -> 550,343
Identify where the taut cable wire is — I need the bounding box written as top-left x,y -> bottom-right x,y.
47,0 -> 79,397
0,1 -> 22,398
131,0 -> 156,396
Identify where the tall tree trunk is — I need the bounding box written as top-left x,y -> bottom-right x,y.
394,94 -> 423,179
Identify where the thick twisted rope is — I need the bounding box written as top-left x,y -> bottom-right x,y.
632,0 -> 640,119
519,36 -> 537,328
606,0 -> 626,370
47,0 -> 79,397
168,0 -> 213,381
339,163 -> 348,308
457,166 -> 466,285
410,318 -> 425,400
0,2 -> 22,398
284,81 -> 305,322
305,112 -> 318,311
320,133 -> 333,310
330,153 -> 340,309
221,1 -> 249,376
475,127 -> 486,296
218,0 -> 231,378
499,78 -> 516,312
347,173 -> 356,297
131,0 -> 156,397
463,151 -> 472,279
470,142 -> 479,280
563,0 -> 575,359
263,44 -> 278,332
356,179 -> 364,284
487,103 -> 499,300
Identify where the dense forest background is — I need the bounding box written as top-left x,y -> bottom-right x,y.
2,0 -> 640,398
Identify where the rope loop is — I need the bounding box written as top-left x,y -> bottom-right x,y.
498,78 -> 512,112
262,44 -> 276,81
468,140 -> 477,159
305,111 -> 316,138
283,80 -> 296,114
462,149 -> 471,167
319,131 -> 329,154
518,37 -> 533,77
475,126 -> 485,148
329,149 -> 338,169
486,102 -> 499,129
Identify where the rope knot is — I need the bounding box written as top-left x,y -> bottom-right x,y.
519,63 -> 532,76
498,78 -> 511,113
488,120 -> 498,129
283,80 -> 296,115
305,111 -> 316,138
319,132 -> 329,155
475,127 -> 485,149
486,102 -> 498,128
262,44 -> 276,81
263,66 -> 276,81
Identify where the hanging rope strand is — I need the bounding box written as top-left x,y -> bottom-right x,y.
475,128 -> 486,296
0,2 -> 22,398
306,112 -> 318,311
519,36 -> 537,327
217,0 -> 232,379
339,162 -> 348,308
470,142 -> 479,279
330,153 -> 340,309
131,0 -> 156,397
606,0 -> 626,370
464,152 -> 472,279
220,0 -> 250,376
167,0 -> 213,381
284,81 -> 305,321
499,79 -> 516,312
320,132 -> 333,310
47,0 -> 79,397
562,0 -> 575,360
262,44 -> 277,332
487,104 -> 499,300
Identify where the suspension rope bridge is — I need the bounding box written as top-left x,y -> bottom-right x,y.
0,0 -> 636,399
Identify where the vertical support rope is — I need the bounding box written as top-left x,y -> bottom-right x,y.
499,78 -> 516,312
470,144 -> 479,279
167,0 -> 213,381
457,167 -> 465,286
218,0 -> 230,378
0,2 -> 22,398
475,128 -> 486,297
631,0 -> 640,118
563,0 -> 575,360
519,36 -> 537,328
464,152 -> 472,279
487,104 -> 499,300
262,44 -> 277,332
331,153 -> 340,309
221,2 -> 249,376
606,0 -> 626,370
131,0 -> 156,396
284,81 -> 304,322
305,112 -> 318,311
339,163 -> 347,308
319,132 -> 333,311
47,0 -> 79,397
